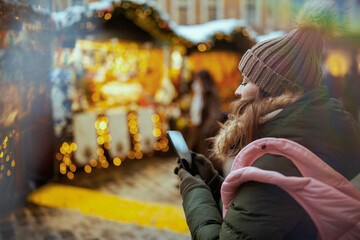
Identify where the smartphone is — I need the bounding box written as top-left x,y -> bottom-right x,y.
167,130 -> 197,175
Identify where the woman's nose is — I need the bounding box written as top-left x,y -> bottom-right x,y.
235,86 -> 242,98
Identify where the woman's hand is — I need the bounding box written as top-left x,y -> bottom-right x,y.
192,153 -> 217,183
177,168 -> 205,197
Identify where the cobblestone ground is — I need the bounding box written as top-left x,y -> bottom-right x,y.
0,154 -> 191,240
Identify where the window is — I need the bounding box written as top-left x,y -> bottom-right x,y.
179,6 -> 187,25
247,0 -> 256,25
209,0 -> 216,21
178,0 -> 188,25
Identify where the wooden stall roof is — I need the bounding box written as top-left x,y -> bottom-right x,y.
52,0 -> 180,46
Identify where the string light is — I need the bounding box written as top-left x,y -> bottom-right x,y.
95,115 -> 111,169
84,165 -> 92,173
152,112 -> 169,152
57,141 -> 77,179
104,12 -> 112,20
0,132 -> 16,180
197,43 -> 207,52
67,172 -> 74,180
113,157 -> 121,166
127,111 -> 143,160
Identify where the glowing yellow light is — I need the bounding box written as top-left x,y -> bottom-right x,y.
113,157 -> 121,166
84,165 -> 92,173
197,43 -> 207,52
134,143 -> 142,152
134,133 -> 141,142
215,32 -> 224,40
128,151 -> 135,159
70,143 -> 77,151
326,51 -> 350,77
67,172 -> 74,180
97,136 -> 105,145
130,127 -> 138,134
99,155 -> 107,163
95,121 -> 100,129
128,120 -> 137,127
0,164 -> 4,171
6,155 -> 9,162
97,148 -> 104,156
63,156 -> 71,166
90,159 -> 98,167
60,147 -> 66,155
152,114 -> 160,123
11,160 -> 15,167
128,113 -> 136,120
97,129 -> 105,135
0,152 -> 3,158
3,136 -> 8,143
104,13 -> 112,20
99,121 -> 107,130
104,142 -> 111,150
66,147 -> 72,154
56,153 -> 62,160
162,145 -> 169,152
101,161 -> 109,168
7,170 -> 11,176
62,142 -> 70,151
69,164 -> 76,172
103,135 -> 110,142
154,142 -> 161,151
134,152 -> 143,159
153,128 -> 162,137
60,163 -> 67,174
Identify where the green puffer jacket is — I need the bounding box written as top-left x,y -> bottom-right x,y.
182,86 -> 360,240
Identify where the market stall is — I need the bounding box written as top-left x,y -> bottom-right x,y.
51,0 -> 183,179
0,0 -> 54,214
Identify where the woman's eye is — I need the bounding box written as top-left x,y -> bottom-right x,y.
240,81 -> 247,86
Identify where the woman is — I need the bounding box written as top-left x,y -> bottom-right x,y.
188,70 -> 223,158
175,2 -> 360,239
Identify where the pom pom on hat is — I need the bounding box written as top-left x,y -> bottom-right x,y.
296,0 -> 343,37
238,0 -> 342,96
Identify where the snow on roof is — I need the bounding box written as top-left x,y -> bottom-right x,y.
174,18 -> 257,43
51,0 -> 173,30
52,5 -> 87,29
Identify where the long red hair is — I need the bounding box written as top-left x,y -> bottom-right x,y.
211,90 -> 302,162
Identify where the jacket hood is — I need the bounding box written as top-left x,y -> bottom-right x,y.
260,86 -> 360,179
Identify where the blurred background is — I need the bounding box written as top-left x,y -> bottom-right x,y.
0,0 -> 359,239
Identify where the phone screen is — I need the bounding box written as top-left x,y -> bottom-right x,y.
167,130 -> 192,166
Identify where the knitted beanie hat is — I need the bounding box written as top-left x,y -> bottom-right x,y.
238,1 -> 340,96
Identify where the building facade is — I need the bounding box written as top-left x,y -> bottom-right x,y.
23,0 -> 360,35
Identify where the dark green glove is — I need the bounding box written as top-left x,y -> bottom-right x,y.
192,153 -> 217,183
178,168 -> 205,197
192,153 -> 224,202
